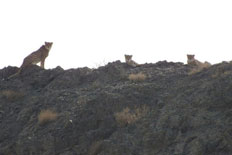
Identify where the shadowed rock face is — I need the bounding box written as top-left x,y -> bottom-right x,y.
0,61 -> 232,155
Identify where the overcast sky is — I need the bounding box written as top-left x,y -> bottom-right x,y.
1,0 -> 232,69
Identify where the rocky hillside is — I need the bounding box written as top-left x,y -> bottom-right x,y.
0,61 -> 232,155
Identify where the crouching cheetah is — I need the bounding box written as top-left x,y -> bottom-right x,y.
125,54 -> 140,67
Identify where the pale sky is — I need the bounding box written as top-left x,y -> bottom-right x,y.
1,0 -> 232,69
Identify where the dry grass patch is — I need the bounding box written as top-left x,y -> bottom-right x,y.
211,70 -> 232,78
88,140 -> 103,155
114,106 -> 148,127
1,90 -> 24,101
38,109 -> 58,125
128,72 -> 146,82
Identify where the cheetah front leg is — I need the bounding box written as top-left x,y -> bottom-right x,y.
41,59 -> 45,69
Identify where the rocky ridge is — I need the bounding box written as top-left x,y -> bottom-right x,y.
0,60 -> 232,155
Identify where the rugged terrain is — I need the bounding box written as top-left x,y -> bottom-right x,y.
0,60 -> 232,155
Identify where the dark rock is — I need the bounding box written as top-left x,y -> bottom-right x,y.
0,61 -> 232,155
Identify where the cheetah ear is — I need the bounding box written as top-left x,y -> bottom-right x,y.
187,54 -> 194,57
45,41 -> 53,44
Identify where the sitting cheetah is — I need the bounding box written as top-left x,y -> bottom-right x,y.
8,42 -> 53,79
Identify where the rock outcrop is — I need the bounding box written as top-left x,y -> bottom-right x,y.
0,61 -> 232,155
